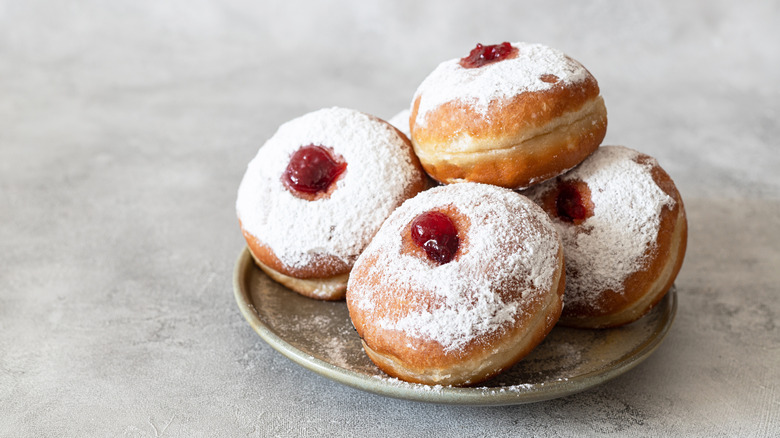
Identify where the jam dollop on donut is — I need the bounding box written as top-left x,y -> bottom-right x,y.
459,42 -> 518,68
555,181 -> 594,225
237,107 -> 427,300
410,211 -> 460,264
282,145 -> 346,195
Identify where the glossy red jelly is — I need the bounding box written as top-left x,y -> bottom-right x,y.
459,42 -> 517,68
410,211 -> 459,264
556,182 -> 590,224
282,145 -> 347,195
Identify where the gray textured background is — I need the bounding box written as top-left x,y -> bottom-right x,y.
1,1 -> 779,436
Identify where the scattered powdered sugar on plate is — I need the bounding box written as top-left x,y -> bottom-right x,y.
372,375 -> 446,392
524,146 -> 675,310
369,374 -> 559,394
350,183 -> 561,352
412,42 -> 591,126
236,107 -> 419,270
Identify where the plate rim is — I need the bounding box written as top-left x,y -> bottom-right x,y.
233,247 -> 677,406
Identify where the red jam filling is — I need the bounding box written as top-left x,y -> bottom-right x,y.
282,145 -> 346,195
459,42 -> 517,68
410,211 -> 460,264
556,182 -> 592,224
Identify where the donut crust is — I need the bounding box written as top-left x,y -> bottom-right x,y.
347,185 -> 565,386
242,224 -> 350,300
354,248 -> 565,386
410,75 -> 607,189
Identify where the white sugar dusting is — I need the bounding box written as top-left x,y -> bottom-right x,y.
349,183 -> 561,352
524,146 -> 675,310
412,42 -> 591,126
236,107 -> 420,269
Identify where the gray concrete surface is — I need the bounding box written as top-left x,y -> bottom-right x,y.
1,1 -> 778,436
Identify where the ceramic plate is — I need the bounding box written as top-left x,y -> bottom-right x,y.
233,247 -> 677,405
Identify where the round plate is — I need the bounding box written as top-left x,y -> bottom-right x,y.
233,247 -> 677,405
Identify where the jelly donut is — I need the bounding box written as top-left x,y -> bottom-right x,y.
410,42 -> 607,189
346,183 -> 565,386
236,107 -> 427,300
523,146 -> 688,328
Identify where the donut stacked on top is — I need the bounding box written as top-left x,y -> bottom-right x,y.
237,41 -> 687,387
409,41 -> 607,189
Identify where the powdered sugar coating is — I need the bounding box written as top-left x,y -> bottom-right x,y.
236,107 -> 421,271
412,42 -> 591,127
348,183 -> 561,352
523,146 -> 676,311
